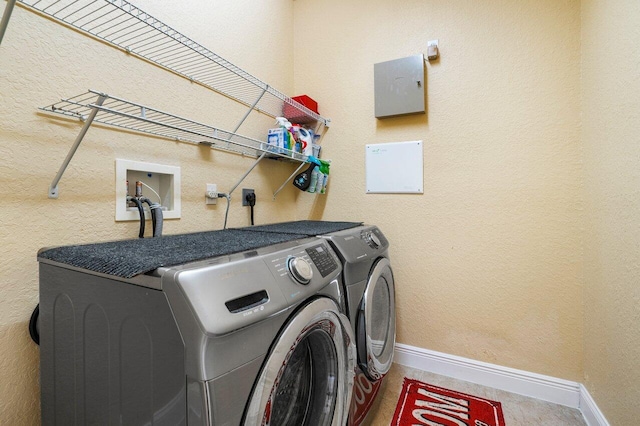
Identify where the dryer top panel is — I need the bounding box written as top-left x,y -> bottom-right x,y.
237,220 -> 363,236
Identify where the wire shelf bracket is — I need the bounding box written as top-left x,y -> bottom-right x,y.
0,0 -> 17,46
42,90 -> 313,199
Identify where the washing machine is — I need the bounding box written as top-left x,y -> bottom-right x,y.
236,221 -> 396,426
37,229 -> 356,425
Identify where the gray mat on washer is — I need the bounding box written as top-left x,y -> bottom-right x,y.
237,220 -> 363,236
38,229 -> 308,278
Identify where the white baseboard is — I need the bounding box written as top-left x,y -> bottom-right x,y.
394,343 -> 608,426
579,384 -> 610,426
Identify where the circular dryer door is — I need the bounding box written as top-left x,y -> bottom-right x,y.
243,297 -> 356,426
357,257 -> 396,381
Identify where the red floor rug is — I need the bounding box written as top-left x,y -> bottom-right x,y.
391,378 -> 506,426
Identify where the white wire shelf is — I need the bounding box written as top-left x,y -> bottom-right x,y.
42,90 -> 307,161
17,0 -> 330,128
42,90 -> 312,199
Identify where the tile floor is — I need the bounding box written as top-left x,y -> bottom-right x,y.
364,364 -> 587,425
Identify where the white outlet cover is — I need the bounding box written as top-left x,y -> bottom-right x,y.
206,183 -> 217,205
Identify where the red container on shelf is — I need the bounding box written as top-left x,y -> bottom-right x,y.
292,95 -> 319,114
283,95 -> 319,123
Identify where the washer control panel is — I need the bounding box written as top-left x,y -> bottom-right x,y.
287,256 -> 313,284
306,244 -> 339,277
267,241 -> 339,284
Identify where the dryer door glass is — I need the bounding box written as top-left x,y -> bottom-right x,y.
243,297 -> 356,426
369,275 -> 391,357
358,258 -> 395,381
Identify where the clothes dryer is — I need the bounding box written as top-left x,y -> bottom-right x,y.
321,225 -> 395,426
37,230 -> 356,425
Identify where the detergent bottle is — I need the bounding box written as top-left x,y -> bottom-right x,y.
298,128 -> 314,157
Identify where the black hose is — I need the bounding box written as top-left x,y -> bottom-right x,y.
29,304 -> 39,345
141,198 -> 156,236
130,197 -> 145,238
141,198 -> 163,237
153,204 -> 163,237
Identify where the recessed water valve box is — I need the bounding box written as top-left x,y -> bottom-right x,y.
115,159 -> 181,221
374,54 -> 426,118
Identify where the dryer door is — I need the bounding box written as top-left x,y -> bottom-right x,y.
243,297 -> 356,426
357,257 -> 396,381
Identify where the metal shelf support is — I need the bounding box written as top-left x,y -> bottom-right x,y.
0,0 -> 17,46
228,151 -> 267,197
232,87 -> 267,135
273,162 -> 307,200
48,93 -> 106,199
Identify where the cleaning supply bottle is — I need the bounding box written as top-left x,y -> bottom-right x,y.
275,117 -> 295,154
308,166 -> 319,193
298,127 -> 314,157
293,162 -> 317,191
320,172 -> 329,194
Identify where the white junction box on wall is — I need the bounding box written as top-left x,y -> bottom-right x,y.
115,159 -> 181,221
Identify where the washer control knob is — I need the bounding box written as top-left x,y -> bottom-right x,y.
363,231 -> 381,249
287,256 -> 313,284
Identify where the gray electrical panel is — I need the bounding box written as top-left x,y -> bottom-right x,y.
374,54 -> 425,118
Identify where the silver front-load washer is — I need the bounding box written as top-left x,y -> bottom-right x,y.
234,221 -> 396,426
37,230 -> 356,425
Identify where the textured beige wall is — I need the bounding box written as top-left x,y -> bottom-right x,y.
582,0 -> 640,423
9,0 -> 637,423
294,0 -> 584,381
0,1 -> 297,423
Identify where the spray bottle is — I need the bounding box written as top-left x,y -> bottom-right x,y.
308,166 -> 319,193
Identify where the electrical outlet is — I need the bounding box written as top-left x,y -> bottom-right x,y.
242,188 -> 255,206
206,183 -> 218,205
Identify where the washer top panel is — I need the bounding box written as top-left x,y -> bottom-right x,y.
37,229 -> 309,278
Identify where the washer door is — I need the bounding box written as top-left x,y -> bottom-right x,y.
243,297 -> 356,426
357,257 -> 396,381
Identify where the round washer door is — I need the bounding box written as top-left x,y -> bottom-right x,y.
243,297 -> 356,426
357,257 -> 396,381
